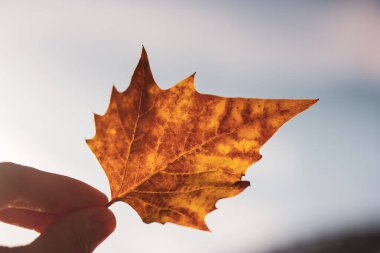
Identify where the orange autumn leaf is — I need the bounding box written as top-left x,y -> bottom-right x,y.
87,47 -> 317,231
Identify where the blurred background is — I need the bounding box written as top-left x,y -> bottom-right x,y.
0,1 -> 379,252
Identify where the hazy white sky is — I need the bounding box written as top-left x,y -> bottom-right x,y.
0,1 -> 379,253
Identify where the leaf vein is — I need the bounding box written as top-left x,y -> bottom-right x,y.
132,185 -> 237,195
123,196 -> 191,219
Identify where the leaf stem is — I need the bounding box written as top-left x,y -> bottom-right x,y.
106,197 -> 122,207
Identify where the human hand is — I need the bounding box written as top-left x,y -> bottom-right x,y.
0,162 -> 116,253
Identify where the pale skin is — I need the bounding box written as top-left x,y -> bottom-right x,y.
0,162 -> 116,253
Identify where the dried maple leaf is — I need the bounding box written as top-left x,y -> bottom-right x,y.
87,47 -> 317,231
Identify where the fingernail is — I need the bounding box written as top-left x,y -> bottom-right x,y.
90,208 -> 116,240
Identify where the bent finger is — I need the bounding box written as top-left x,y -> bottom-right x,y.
0,208 -> 57,233
31,207 -> 116,253
0,162 -> 108,214
0,207 -> 116,253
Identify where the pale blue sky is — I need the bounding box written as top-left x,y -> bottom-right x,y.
0,1 -> 379,252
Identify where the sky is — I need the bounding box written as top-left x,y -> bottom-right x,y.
0,1 -> 379,252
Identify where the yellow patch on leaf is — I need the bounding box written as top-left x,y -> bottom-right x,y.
87,48 -> 317,231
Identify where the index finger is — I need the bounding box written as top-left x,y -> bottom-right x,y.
0,162 -> 108,214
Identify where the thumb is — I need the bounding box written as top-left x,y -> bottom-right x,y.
29,207 -> 116,253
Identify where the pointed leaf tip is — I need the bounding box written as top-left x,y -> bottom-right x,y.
111,85 -> 119,94
309,98 -> 319,107
141,46 -> 147,57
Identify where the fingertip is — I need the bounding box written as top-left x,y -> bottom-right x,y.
48,174 -> 109,213
90,207 -> 116,241
93,190 -> 109,207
